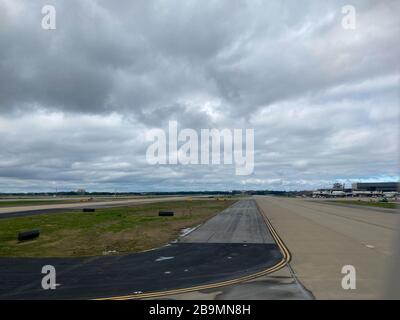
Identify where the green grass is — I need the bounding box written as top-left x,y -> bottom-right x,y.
333,200 -> 398,209
0,199 -> 234,258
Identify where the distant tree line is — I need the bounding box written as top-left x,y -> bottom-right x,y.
0,190 -> 312,197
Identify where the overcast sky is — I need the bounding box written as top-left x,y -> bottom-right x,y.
0,0 -> 399,192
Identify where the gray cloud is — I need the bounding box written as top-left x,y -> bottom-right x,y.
0,0 -> 399,192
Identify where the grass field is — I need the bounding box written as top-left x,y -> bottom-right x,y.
333,200 -> 398,209
0,199 -> 234,257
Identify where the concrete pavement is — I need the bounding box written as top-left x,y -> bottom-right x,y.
255,196 -> 400,299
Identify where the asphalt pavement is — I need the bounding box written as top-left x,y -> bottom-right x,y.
0,242 -> 281,299
182,200 -> 274,243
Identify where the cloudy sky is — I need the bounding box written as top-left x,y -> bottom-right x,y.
0,0 -> 399,192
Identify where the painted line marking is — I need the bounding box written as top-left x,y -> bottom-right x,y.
155,256 -> 174,262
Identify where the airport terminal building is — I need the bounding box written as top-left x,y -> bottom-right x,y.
351,182 -> 399,192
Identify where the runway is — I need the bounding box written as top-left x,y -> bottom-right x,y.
255,196 -> 400,299
0,199 -> 296,300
